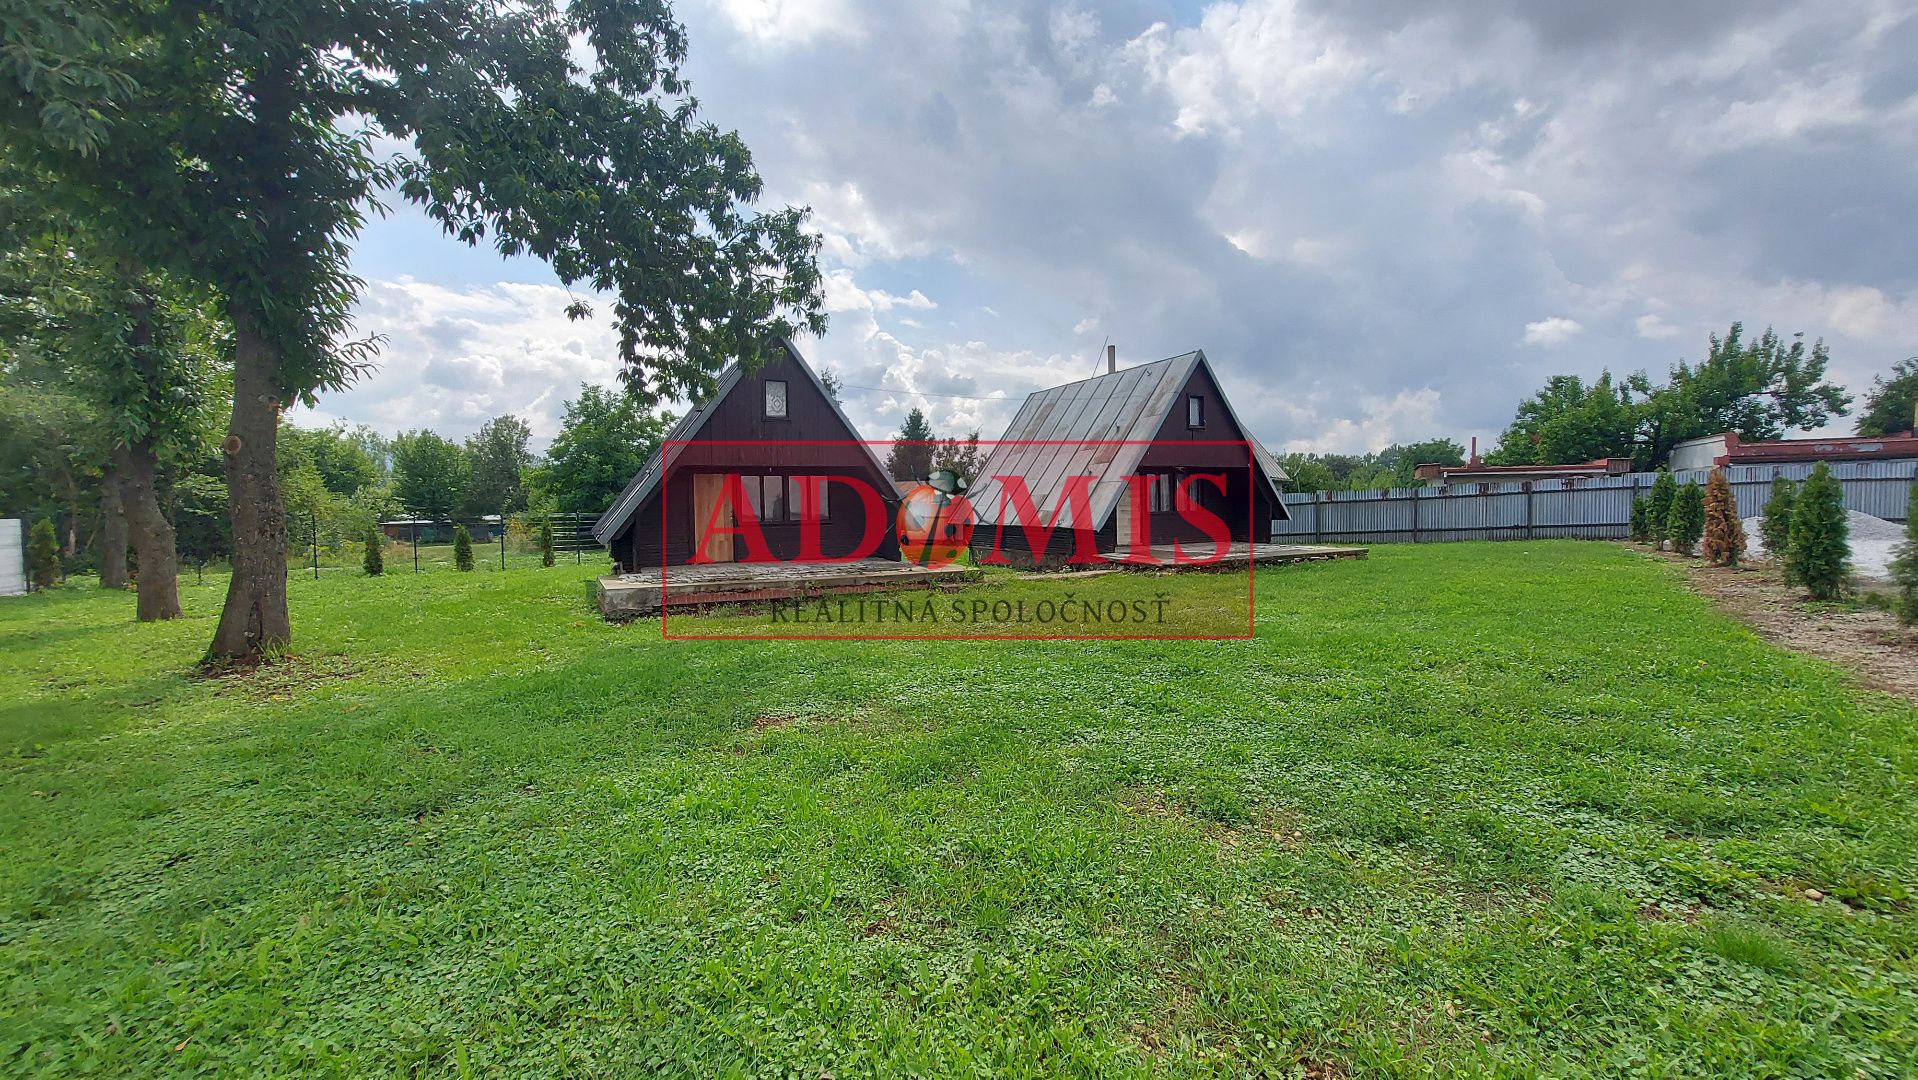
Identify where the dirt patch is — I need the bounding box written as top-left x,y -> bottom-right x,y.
1116,786 -> 1307,851
750,712 -> 804,732
204,653 -> 362,701
1642,546 -> 1918,702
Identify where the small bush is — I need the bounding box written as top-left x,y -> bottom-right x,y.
1702,469 -> 1745,567
1760,475 -> 1796,573
1648,471 -> 1677,549
27,517 -> 60,589
1889,484 -> 1918,623
363,527 -> 385,576
1669,480 -> 1705,556
453,524 -> 475,572
1629,497 -> 1651,543
1786,462 -> 1848,600
539,517 -> 555,567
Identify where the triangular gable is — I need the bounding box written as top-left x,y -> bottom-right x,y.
968,350 -> 1287,528
591,338 -> 889,544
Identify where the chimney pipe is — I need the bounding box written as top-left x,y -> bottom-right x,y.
1470,436 -> 1479,465
1105,344 -> 1116,375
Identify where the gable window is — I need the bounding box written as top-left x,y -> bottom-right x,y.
764,379 -> 789,419
1186,395 -> 1204,429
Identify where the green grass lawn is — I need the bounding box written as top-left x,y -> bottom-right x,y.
2,543 -> 1914,1076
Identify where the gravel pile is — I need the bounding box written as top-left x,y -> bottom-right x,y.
1740,509 -> 1907,581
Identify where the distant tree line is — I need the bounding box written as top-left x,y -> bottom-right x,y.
1,377 -> 675,582
1485,323 -> 1860,471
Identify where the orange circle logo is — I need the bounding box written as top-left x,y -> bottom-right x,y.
897,485 -> 974,567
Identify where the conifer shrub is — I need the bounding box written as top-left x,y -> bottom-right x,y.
364,526 -> 384,576
1702,469 -> 1746,567
453,524 -> 475,572
1629,497 -> 1651,543
27,517 -> 60,589
1648,470 -> 1677,549
1786,462 -> 1848,600
1669,480 -> 1705,556
1760,475 -> 1796,572
539,517 -> 555,567
1889,485 -> 1918,623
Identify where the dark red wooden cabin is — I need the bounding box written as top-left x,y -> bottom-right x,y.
966,350 -> 1290,567
592,340 -> 900,571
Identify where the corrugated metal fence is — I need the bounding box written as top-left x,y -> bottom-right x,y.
1273,460 -> 1918,544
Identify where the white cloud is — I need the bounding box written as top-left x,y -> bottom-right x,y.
1635,313 -> 1683,339
707,0 -> 861,47
294,278 -> 622,447
1522,316 -> 1584,346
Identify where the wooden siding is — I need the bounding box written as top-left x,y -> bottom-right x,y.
613,348 -> 900,569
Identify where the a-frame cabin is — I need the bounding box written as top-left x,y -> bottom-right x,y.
592,339 -> 900,572
966,349 -> 1290,567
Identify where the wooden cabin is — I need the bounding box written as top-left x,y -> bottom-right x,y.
592,340 -> 900,572
966,349 -> 1290,567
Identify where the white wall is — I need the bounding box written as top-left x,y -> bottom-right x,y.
0,519 -> 24,596
1667,435 -> 1729,473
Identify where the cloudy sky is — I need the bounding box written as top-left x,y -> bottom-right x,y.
301,0 -> 1918,456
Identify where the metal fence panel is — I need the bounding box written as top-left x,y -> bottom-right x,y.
0,519 -> 23,596
1273,459 -> 1918,544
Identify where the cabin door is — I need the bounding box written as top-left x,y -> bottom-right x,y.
691,473 -> 734,563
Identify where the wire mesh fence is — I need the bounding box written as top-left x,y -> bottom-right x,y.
288,511 -> 606,578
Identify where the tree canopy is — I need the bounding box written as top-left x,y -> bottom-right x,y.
2,0 -> 827,659
536,384 -> 675,515
1488,324 -> 1849,469
1855,357 -> 1918,437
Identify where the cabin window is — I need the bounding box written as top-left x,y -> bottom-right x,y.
1148,473 -> 1174,513
1186,395 -> 1204,428
734,475 -> 829,522
788,476 -> 828,521
764,379 -> 789,419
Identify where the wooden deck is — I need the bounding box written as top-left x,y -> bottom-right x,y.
1101,542 -> 1368,569
597,559 -> 979,619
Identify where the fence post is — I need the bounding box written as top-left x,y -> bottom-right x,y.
1409,489 -> 1420,544
412,521 -> 419,572
500,518 -> 507,570
1523,482 -> 1534,540
312,510 -> 319,580
1313,491 -> 1323,543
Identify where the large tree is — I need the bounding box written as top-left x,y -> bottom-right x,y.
3,0 -> 825,660
1855,357 -> 1918,437
537,385 -> 674,515
886,408 -> 936,482
1487,373 -> 1638,467
0,193 -> 221,618
390,431 -> 469,522
463,415 -> 532,518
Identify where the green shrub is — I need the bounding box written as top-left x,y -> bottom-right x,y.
363,527 -> 385,576
453,524 -> 475,572
1785,462 -> 1848,600
26,517 -> 60,589
539,517 -> 555,567
1648,471 -> 1677,549
1889,485 -> 1918,623
1760,475 -> 1796,572
1669,480 -> 1705,556
1629,497 -> 1651,543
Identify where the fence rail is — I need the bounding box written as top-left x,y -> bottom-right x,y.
1273,460 -> 1918,545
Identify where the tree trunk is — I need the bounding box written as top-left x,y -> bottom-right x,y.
100,465 -> 129,589
114,441 -> 182,620
207,312 -> 290,660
